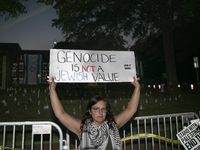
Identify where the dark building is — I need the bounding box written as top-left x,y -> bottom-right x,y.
0,43 -> 22,89
0,43 -> 50,89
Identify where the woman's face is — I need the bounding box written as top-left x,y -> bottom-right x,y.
89,100 -> 107,127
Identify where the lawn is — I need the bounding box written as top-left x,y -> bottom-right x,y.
0,83 -> 199,123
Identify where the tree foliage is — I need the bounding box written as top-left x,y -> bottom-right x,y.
54,32 -> 127,50
0,0 -> 28,21
39,0 -> 200,90
38,0 -> 137,42
38,0 -> 199,40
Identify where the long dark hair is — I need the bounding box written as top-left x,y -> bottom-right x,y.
80,95 -> 116,131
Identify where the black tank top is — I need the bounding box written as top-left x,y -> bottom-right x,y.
105,136 -> 113,150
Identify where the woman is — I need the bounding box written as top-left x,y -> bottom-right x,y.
48,76 -> 140,150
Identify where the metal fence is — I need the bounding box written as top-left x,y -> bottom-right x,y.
0,112 -> 199,150
120,112 -> 199,150
0,121 -> 63,150
70,112 -> 199,150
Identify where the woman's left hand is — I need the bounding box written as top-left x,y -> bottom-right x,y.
131,77 -> 140,88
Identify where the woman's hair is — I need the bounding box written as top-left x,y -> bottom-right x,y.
80,95 -> 115,131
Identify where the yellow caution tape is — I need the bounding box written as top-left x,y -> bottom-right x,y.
121,133 -> 182,145
0,146 -> 78,150
0,146 -> 25,150
1,133 -> 183,150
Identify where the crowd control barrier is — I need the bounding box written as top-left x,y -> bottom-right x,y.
120,112 -> 199,150
0,121 -> 64,150
71,112 -> 199,150
0,112 -> 199,150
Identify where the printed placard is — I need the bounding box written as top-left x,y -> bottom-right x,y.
49,49 -> 137,83
176,122 -> 200,150
32,125 -> 51,134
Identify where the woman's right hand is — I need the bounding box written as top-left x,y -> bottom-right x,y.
47,76 -> 57,90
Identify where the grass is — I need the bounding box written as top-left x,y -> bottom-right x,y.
0,83 -> 199,123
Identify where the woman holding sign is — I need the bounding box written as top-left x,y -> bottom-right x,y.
47,76 -> 140,150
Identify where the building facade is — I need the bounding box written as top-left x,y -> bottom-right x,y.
0,43 -> 49,89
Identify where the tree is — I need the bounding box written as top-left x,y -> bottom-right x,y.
54,32 -> 127,50
131,32 -> 165,84
38,0 -> 200,90
173,19 -> 200,84
0,0 -> 28,21
132,6 -> 200,84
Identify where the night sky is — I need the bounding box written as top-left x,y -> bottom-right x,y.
0,0 -> 65,50
0,0 -> 134,51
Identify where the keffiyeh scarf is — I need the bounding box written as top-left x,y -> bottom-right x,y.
79,120 -> 122,150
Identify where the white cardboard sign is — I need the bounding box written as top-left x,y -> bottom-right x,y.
49,49 -> 137,83
32,125 -> 51,134
176,122 -> 200,150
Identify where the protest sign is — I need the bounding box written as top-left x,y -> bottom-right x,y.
32,125 -> 51,134
176,122 -> 200,150
49,49 -> 137,83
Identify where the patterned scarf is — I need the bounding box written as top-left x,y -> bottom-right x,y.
79,120 -> 122,150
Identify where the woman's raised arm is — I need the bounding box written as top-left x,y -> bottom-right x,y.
114,77 -> 140,129
48,77 -> 81,137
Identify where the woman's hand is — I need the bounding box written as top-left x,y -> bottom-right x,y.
131,77 -> 140,88
47,76 -> 57,90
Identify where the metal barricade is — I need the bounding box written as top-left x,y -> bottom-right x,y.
120,112 -> 199,150
67,112 -> 199,150
0,121 -> 63,150
1,112 -> 198,150
68,112 -> 199,150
